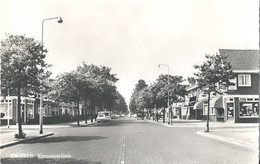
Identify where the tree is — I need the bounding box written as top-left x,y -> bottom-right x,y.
194,53 -> 234,132
57,71 -> 84,126
77,63 -> 118,120
114,92 -> 128,114
153,74 -> 187,123
1,34 -> 50,138
56,63 -> 120,124
129,80 -> 148,113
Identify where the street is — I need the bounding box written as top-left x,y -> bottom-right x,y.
1,118 -> 258,164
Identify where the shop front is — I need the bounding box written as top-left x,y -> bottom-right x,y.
235,97 -> 259,123
233,97 -> 259,123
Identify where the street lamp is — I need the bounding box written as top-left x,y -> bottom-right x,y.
40,16 -> 63,134
41,17 -> 63,43
158,64 -> 171,125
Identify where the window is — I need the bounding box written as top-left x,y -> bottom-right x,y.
239,102 -> 259,117
239,98 -> 246,101
203,104 -> 208,115
238,74 -> 251,87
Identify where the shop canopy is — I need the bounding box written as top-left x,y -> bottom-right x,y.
210,97 -> 223,108
193,102 -> 203,110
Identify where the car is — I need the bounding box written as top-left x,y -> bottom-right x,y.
96,113 -> 106,123
97,111 -> 111,123
111,114 -> 117,119
137,111 -> 144,120
131,114 -> 137,118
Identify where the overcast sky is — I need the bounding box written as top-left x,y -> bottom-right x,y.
1,0 -> 258,105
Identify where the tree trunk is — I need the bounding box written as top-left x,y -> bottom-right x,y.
163,108 -> 165,123
91,104 -> 93,123
84,99 -> 87,124
77,101 -> 80,126
17,86 -> 23,138
206,92 -> 210,132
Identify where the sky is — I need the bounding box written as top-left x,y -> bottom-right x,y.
1,0 -> 259,105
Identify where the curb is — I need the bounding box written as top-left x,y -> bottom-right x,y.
145,119 -> 258,128
196,130 -> 257,150
70,122 -> 96,127
0,132 -> 54,149
145,119 -> 173,127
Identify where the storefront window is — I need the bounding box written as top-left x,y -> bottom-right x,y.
0,103 -> 12,118
239,102 -> 259,117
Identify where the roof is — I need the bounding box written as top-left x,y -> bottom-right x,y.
219,49 -> 259,71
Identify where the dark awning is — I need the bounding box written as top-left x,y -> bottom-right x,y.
210,97 -> 223,108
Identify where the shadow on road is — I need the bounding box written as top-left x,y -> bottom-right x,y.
24,136 -> 107,144
89,118 -> 149,127
1,157 -> 101,164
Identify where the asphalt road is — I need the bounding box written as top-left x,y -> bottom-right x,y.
1,118 -> 258,164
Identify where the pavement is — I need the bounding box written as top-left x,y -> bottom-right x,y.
0,119 -> 96,149
1,118 -> 258,151
145,118 -> 259,150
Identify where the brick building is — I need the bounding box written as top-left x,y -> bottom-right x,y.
185,49 -> 259,123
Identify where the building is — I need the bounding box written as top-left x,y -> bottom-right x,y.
219,49 -> 259,123
185,49 -> 259,123
0,96 -> 35,125
185,84 -> 203,120
0,95 -> 83,125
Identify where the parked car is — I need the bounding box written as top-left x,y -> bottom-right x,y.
97,111 -> 111,122
137,111 -> 144,120
131,114 -> 137,118
96,113 -> 106,123
111,114 -> 117,119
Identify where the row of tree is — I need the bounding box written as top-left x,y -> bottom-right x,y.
0,34 -> 127,137
52,63 -> 128,125
129,75 -> 187,122
130,54 -> 234,131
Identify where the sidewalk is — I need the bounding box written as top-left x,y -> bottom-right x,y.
146,118 -> 258,128
197,127 -> 258,150
145,118 -> 258,150
0,120 -> 96,149
0,130 -> 54,149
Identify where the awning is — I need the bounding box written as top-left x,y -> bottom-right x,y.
210,97 -> 223,108
193,102 -> 203,110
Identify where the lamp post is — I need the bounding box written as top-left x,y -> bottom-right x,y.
7,88 -> 10,128
40,16 -> 63,134
158,64 -> 170,124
